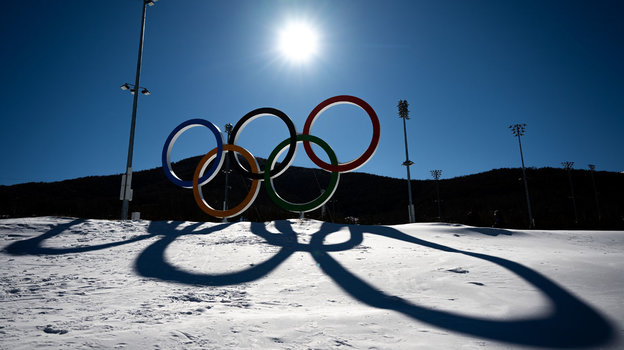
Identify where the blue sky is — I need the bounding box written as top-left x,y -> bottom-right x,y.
1,0 -> 622,186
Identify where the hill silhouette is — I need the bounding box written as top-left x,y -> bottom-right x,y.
1,156 -> 622,229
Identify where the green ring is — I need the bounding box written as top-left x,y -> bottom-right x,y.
264,134 -> 340,213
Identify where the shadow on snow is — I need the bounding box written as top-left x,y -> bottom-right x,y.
2,219 -> 615,348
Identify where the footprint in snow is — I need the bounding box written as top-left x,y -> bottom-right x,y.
41,325 -> 68,335
468,281 -> 485,286
447,267 -> 469,274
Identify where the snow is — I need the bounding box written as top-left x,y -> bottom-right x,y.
0,217 -> 622,349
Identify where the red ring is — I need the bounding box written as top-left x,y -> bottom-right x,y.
302,95 -> 380,172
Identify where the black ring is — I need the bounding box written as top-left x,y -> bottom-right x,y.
228,107 -> 298,180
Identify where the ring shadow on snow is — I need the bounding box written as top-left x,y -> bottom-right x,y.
3,219 -> 156,255
2,219 -> 615,348
136,220 -> 615,348
313,224 -> 614,348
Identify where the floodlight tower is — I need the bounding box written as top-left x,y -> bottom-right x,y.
120,0 -> 158,220
222,123 -> 233,222
588,164 -> 601,223
509,123 -> 535,228
398,100 -> 415,223
430,170 -> 442,221
562,161 -> 578,224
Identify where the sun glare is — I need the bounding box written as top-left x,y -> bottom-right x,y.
278,22 -> 319,63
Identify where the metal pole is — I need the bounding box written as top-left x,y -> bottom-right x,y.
431,170 -> 442,221
516,133 -> 535,228
121,1 -> 148,220
222,124 -> 233,222
563,162 -> 578,225
588,164 -> 601,223
398,100 -> 415,223
402,117 -> 415,223
437,181 -> 441,220
568,170 -> 578,224
223,156 -> 231,210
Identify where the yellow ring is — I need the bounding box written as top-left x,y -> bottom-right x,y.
193,144 -> 260,219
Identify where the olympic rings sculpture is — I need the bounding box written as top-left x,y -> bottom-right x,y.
162,95 -> 380,219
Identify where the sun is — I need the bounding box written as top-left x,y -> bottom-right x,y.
278,22 -> 319,63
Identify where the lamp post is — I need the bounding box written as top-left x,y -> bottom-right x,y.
398,100 -> 415,223
588,164 -> 601,223
509,123 -> 535,228
120,0 -> 157,220
120,83 -> 151,96
562,161 -> 578,225
430,170 -> 442,221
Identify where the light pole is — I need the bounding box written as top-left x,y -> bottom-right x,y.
120,0 -> 157,220
120,83 -> 151,96
222,123 -> 233,222
398,100 -> 415,223
431,170 -> 442,221
562,161 -> 578,224
588,164 -> 601,223
509,123 -> 535,228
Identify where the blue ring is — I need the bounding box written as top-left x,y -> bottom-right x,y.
161,119 -> 224,189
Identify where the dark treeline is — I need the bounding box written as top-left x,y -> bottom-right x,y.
1,156 -> 623,229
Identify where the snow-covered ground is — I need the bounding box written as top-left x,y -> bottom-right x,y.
0,217 -> 622,349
